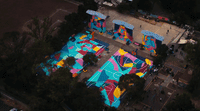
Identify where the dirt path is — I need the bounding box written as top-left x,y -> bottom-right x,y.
0,0 -> 78,37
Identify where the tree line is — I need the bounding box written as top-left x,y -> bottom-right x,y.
0,0 -> 108,110
116,0 -> 200,30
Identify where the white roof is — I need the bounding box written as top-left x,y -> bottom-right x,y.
178,39 -> 187,44
86,10 -> 107,19
112,20 -> 134,30
141,30 -> 164,41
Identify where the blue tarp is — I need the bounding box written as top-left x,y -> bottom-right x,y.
141,30 -> 164,41
86,10 -> 107,19
112,20 -> 134,30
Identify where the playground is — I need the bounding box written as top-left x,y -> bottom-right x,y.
86,49 -> 153,108
39,32 -> 109,77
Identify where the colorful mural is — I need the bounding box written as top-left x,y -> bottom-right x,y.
86,49 -> 153,108
113,20 -> 134,44
39,33 -> 109,77
86,10 -> 106,33
142,35 -> 157,53
141,30 -> 164,53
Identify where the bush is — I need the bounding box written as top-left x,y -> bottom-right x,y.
117,3 -> 130,13
161,90 -> 165,94
83,53 -> 98,65
140,44 -> 144,50
65,57 -> 76,66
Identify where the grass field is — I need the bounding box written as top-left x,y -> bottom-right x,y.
0,0 -> 78,38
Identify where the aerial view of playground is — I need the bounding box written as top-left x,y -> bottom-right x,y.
87,49 -> 153,108
1,0 -> 200,111
39,32 -> 109,77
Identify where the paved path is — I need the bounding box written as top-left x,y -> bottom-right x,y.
161,75 -> 173,87
0,91 -> 29,111
164,63 -> 185,74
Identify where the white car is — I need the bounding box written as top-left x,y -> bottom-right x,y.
10,108 -> 17,111
10,108 -> 23,111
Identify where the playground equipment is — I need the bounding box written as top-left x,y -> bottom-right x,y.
131,48 -> 138,56
141,30 -> 164,53
112,20 -> 134,45
86,10 -> 107,33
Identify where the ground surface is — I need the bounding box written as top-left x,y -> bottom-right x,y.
0,99 -> 12,111
0,0 -> 78,37
98,8 -> 185,45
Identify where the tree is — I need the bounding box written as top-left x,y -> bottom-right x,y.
187,67 -> 200,98
83,53 -> 98,65
117,3 -> 130,13
26,40 -> 54,65
64,13 -> 85,34
160,0 -> 198,25
65,82 -> 105,111
30,67 -> 76,111
173,11 -> 192,25
165,93 -> 197,111
0,32 -> 38,93
27,17 -> 55,41
153,55 -> 163,67
107,107 -> 118,111
118,74 -> 145,103
153,44 -> 169,66
29,96 -> 65,111
155,44 -> 168,58
137,0 -> 153,12
129,0 -> 139,11
83,0 -> 98,11
36,67 -> 73,103
48,36 -> 63,52
65,57 -> 76,66
184,41 -> 200,66
0,31 -> 30,57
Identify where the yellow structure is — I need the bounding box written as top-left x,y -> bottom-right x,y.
136,72 -> 144,77
113,86 -> 126,98
80,35 -> 87,40
93,46 -> 100,52
123,63 -> 133,67
118,48 -> 128,55
56,59 -> 65,67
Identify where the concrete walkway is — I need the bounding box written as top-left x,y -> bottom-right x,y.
97,8 -> 185,45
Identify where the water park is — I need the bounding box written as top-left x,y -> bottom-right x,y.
86,48 -> 153,108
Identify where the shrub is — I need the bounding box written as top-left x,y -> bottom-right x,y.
161,90 -> 165,94
65,57 -> 76,66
